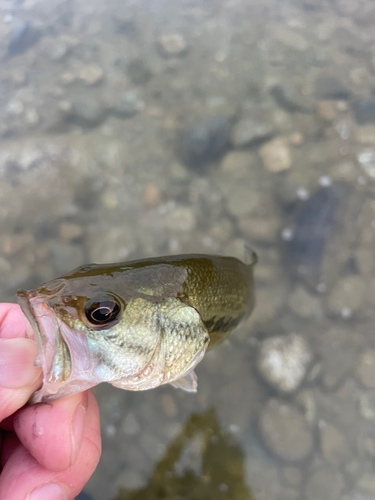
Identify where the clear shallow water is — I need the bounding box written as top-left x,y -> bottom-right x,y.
1,1 -> 375,499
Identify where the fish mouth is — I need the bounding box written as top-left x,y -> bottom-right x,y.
17,289 -> 72,401
17,290 -> 101,403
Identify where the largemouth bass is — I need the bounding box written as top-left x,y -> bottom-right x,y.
17,253 -> 256,403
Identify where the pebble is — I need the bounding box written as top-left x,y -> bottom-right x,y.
181,116 -> 231,171
59,223 -> 83,241
161,394 -> 177,417
357,473 -> 375,493
79,64 -> 104,85
285,184 -> 347,288
127,59 -> 152,85
61,72 -> 76,85
143,183 -> 161,209
316,101 -> 336,121
230,116 -> 274,147
356,350 -> 375,388
68,99 -> 105,127
8,21 -> 41,56
320,423 -> 346,463
358,148 -> 375,179
354,100 -> 375,124
166,206 -> 196,232
282,467 -> 302,486
239,215 -> 280,243
305,468 -> 345,500
328,275 -> 366,316
157,33 -> 188,57
25,108 -> 39,125
315,75 -> 351,100
110,92 -> 142,118
270,84 -> 313,113
289,132 -> 304,146
220,150 -> 255,178
357,126 -> 375,144
288,286 -> 323,319
259,137 -> 292,172
225,186 -> 261,217
257,333 -> 313,393
259,399 -> 313,461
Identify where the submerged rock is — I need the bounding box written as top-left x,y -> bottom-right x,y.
231,116 -> 274,147
180,116 -> 232,172
257,333 -> 313,393
68,99 -> 105,127
157,33 -> 188,57
127,59 -> 152,85
8,21 -> 41,56
314,75 -> 351,100
354,100 -> 375,125
259,400 -> 313,462
270,84 -> 313,113
285,184 -> 348,288
259,137 -> 292,172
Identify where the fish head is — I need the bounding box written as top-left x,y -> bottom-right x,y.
17,274 -> 209,403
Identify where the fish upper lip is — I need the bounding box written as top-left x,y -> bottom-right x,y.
16,289 -> 72,389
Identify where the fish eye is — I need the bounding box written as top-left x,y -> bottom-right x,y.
85,294 -> 122,327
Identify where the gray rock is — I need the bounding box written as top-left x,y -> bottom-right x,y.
285,184 -> 349,289
68,99 -> 105,127
319,423 -> 346,463
181,116 -> 232,171
356,350 -> 375,389
315,76 -> 351,100
328,275 -> 366,316
127,59 -> 152,85
157,33 -> 188,57
79,65 -> 104,86
259,137 -> 292,172
259,399 -> 313,461
8,21 -> 41,56
231,117 -> 274,147
257,333 -> 313,393
357,473 -> 375,493
110,92 -> 142,119
354,100 -> 375,125
239,215 -> 280,243
288,286 -> 323,319
270,84 -> 313,113
220,150 -> 256,179
225,185 -> 261,217
305,468 -> 345,500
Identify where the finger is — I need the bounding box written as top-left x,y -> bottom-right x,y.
14,392 -> 89,472
0,303 -> 33,340
0,391 -> 101,500
0,339 -> 42,423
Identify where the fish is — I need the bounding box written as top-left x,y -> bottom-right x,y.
16,252 -> 257,403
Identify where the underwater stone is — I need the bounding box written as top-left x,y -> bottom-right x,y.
257,333 -> 313,393
259,399 -> 313,462
181,116 -> 231,171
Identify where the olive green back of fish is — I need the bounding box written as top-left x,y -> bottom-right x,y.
60,253 -> 256,347
176,256 -> 255,345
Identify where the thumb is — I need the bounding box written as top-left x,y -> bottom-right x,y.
0,339 -> 42,423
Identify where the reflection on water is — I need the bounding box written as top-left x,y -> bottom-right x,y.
114,409 -> 253,500
1,0 -> 375,499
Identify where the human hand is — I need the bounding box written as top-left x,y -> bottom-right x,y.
0,303 -> 101,500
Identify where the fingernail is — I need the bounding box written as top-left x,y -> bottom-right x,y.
27,482 -> 69,500
70,403 -> 86,466
0,338 -> 42,388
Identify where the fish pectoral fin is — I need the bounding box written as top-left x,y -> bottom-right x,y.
170,370 -> 198,393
